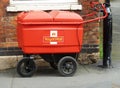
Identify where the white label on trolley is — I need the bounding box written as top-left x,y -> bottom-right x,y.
50,30 -> 58,45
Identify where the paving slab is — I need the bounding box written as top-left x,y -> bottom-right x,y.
0,69 -> 15,88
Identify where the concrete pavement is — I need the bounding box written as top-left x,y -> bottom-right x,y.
0,60 -> 120,88
111,0 -> 120,60
0,0 -> 120,88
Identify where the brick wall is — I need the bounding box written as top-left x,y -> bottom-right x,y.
0,0 -> 18,47
0,0 -> 101,64
80,0 -> 100,45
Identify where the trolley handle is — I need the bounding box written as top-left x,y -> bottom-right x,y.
81,2 -> 108,24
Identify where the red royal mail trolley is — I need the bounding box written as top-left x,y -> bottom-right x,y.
17,2 -> 108,77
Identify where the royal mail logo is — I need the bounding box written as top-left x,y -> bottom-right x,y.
43,30 -> 64,45
50,31 -> 57,37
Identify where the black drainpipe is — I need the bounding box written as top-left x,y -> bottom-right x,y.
103,0 -> 112,68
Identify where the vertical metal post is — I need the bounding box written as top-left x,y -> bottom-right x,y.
103,0 -> 112,68
105,0 -> 110,4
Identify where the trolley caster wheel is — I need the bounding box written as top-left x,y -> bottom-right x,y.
58,56 -> 77,76
49,62 -> 58,70
17,58 -> 36,77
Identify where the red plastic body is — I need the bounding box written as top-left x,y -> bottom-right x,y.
17,11 -> 83,54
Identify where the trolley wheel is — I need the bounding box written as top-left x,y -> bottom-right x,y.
49,62 -> 58,70
58,56 -> 77,76
17,58 -> 36,77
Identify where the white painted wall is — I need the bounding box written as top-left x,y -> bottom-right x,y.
7,0 -> 82,12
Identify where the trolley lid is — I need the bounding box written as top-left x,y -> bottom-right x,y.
17,11 -> 53,24
50,10 -> 83,22
17,10 -> 83,24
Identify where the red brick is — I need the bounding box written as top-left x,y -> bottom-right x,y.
2,0 -> 9,4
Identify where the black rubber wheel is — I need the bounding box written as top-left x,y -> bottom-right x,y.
49,62 -> 58,70
58,56 -> 77,76
17,58 -> 36,77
